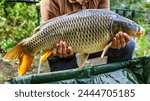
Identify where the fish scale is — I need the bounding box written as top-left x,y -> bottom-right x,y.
3,9 -> 143,76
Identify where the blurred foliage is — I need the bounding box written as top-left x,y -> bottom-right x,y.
0,0 -> 37,52
0,0 -> 150,58
111,0 -> 149,8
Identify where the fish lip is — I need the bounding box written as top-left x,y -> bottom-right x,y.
135,27 -> 144,37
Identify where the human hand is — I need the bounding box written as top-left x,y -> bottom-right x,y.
52,41 -> 74,58
111,31 -> 131,49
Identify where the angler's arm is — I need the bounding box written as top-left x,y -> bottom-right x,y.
40,0 -> 61,22
98,0 -> 109,10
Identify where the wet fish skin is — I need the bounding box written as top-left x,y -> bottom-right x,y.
24,10 -> 114,55
24,9 -> 142,55
3,9 -> 144,76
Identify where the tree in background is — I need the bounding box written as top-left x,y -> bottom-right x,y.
0,0 -> 37,53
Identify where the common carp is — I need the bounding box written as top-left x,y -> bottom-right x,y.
3,9 -> 144,76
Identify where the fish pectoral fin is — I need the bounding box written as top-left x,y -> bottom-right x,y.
3,41 -> 34,76
18,53 -> 34,76
101,42 -> 112,58
40,50 -> 52,63
76,53 -> 89,68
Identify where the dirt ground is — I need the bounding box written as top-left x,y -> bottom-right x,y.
0,58 -> 49,84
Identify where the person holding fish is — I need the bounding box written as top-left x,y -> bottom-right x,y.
40,0 -> 136,71
3,0 -> 144,76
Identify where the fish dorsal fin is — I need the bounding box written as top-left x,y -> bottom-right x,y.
38,15 -> 66,29
39,20 -> 52,28
40,50 -> 52,62
76,53 -> 89,68
39,10 -> 81,29
32,26 -> 40,35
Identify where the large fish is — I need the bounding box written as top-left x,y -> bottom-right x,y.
3,9 -> 144,76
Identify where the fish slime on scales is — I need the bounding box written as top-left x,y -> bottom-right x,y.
3,9 -> 144,76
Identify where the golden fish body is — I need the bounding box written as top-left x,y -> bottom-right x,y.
24,10 -> 114,55
3,9 -> 144,76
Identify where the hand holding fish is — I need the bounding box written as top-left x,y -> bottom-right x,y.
111,32 -> 131,49
52,41 -> 74,58
3,9 -> 144,76
52,32 -> 131,58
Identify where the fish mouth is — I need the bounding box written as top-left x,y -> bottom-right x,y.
135,27 -> 144,37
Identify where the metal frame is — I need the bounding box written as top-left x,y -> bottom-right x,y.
111,8 -> 150,18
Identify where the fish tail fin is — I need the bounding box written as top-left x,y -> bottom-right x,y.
18,52 -> 34,76
3,42 -> 34,76
3,42 -> 24,61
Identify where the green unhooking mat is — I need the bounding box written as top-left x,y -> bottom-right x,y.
5,56 -> 150,84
